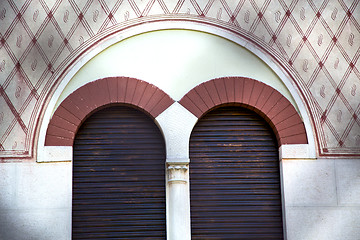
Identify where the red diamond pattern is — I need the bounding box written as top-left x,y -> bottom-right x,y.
0,0 -> 359,158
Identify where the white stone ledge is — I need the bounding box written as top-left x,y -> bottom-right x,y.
279,144 -> 315,160
166,158 -> 190,164
37,146 -> 72,162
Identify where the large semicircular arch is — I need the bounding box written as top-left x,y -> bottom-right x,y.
36,18 -> 316,161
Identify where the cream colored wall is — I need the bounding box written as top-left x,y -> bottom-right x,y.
54,29 -> 297,112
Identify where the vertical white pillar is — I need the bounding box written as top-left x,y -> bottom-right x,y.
166,163 -> 191,240
156,103 -> 197,240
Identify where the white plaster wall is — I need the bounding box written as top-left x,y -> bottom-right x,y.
0,162 -> 72,240
156,102 -> 198,161
282,159 -> 360,240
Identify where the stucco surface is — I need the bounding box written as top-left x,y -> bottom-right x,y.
282,158 -> 360,240
0,162 -> 71,240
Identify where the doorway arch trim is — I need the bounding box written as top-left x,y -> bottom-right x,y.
37,77 -> 173,162
45,77 -> 173,146
179,77 -> 311,159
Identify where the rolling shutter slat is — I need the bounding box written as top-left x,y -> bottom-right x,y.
73,106 -> 166,239
190,106 -> 284,239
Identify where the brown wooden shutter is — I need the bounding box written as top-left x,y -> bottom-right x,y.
72,105 -> 166,239
190,106 -> 284,239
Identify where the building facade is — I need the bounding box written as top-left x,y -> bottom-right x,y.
0,0 -> 360,239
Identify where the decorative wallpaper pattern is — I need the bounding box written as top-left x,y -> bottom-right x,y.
0,0 -> 359,158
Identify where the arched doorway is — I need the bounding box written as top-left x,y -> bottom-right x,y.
72,105 -> 166,239
190,105 -> 283,239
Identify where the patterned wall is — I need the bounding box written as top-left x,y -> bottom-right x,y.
0,0 -> 359,158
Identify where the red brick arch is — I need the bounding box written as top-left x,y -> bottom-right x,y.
179,77 -> 307,146
45,77 -> 174,146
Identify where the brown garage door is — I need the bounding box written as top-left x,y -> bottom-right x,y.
72,105 -> 166,239
190,106 -> 283,239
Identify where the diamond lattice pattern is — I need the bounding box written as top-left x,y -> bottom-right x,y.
0,0 -> 359,157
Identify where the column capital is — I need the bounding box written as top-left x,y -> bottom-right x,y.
167,163 -> 189,183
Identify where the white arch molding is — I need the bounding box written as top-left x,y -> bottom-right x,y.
37,18 -> 316,163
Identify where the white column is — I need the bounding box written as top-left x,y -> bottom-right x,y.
155,103 -> 197,240
166,162 -> 191,240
